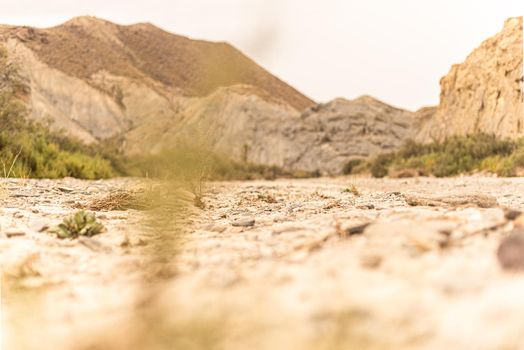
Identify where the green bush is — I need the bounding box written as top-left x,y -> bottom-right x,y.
51,210 -> 105,239
370,134 -> 524,178
342,158 -> 364,175
1,45 -> 121,179
370,153 -> 395,178
0,91 -> 118,179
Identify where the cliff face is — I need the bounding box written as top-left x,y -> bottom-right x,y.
417,17 -> 523,141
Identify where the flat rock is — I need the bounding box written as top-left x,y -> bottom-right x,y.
231,218 -> 256,227
57,186 -> 75,193
4,229 -> 26,238
404,193 -> 498,208
78,236 -> 112,253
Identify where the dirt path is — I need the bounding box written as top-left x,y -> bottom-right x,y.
2,176 -> 524,350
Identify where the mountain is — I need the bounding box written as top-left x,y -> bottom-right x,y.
0,16 -> 415,175
416,17 -> 523,141
0,16 -> 314,142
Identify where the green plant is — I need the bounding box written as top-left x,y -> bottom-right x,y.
370,153 -> 394,178
342,184 -> 360,196
51,210 -> 105,239
342,158 -> 363,175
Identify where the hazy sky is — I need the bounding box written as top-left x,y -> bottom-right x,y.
0,0 -> 522,110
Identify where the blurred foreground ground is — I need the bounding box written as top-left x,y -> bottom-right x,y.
2,176 -> 524,350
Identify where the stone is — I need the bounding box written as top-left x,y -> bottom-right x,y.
360,254 -> 383,269
497,229 -> 524,271
4,229 -> 26,238
404,193 -> 498,208
345,223 -> 370,236
28,219 -> 49,233
231,218 -> 255,227
504,209 -> 522,221
78,236 -> 112,253
86,186 -> 100,193
57,186 -> 75,193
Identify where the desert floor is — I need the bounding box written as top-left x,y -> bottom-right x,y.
2,176 -> 524,350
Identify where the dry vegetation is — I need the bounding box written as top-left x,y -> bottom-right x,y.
81,189 -> 159,211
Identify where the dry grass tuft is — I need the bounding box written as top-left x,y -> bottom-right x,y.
81,190 -> 158,211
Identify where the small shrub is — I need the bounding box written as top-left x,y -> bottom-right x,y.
51,210 -> 105,239
342,158 -> 363,175
370,153 -> 394,178
370,134 -> 524,178
342,184 -> 360,196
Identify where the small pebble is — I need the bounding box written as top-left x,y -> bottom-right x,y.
498,229 -> 524,271
231,218 -> 255,227
504,208 -> 522,221
346,223 -> 371,236
78,237 -> 112,253
57,186 -> 75,193
5,229 -> 26,238
360,254 -> 383,269
86,186 -> 100,193
28,220 -> 49,233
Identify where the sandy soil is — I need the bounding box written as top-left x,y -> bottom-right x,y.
2,176 -> 524,350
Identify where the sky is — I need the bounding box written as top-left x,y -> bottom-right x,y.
0,0 -> 522,110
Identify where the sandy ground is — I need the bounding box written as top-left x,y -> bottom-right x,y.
2,176 -> 524,350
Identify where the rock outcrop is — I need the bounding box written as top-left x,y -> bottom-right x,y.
125,91 -> 414,175
286,96 -> 413,174
417,17 -> 523,141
